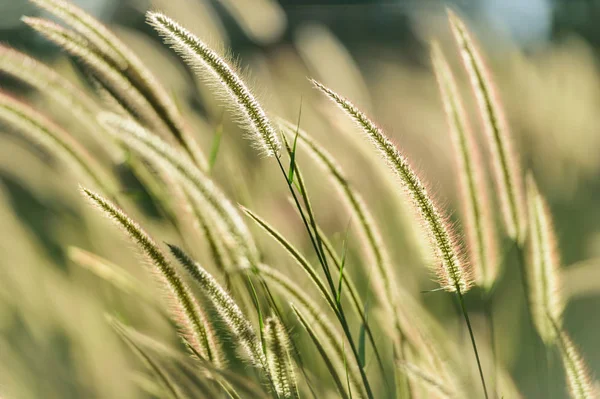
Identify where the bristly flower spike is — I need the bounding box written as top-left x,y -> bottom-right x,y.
526,175 -> 564,345
311,80 -> 471,294
80,188 -> 223,367
430,41 -> 498,291
147,12 -> 281,157
265,316 -> 300,399
550,321 -> 597,399
167,244 -> 270,376
447,9 -> 526,242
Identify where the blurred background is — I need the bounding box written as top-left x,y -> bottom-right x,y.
1,0 -> 599,398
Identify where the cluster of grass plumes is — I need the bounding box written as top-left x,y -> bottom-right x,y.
0,1 -> 597,398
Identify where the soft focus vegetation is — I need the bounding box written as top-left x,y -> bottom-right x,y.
0,1 -> 599,398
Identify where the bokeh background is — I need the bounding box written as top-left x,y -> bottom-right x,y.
0,0 -> 599,398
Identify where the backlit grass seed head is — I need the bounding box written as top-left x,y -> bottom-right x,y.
0,92 -> 114,194
28,0 -> 208,168
447,9 -> 526,242
168,244 -> 268,374
265,317 -> 299,399
312,80 -> 472,293
147,12 -> 281,157
552,323 -> 597,399
527,175 -> 564,344
23,17 -> 173,139
99,112 -> 259,267
80,187 -> 223,367
29,0 -> 128,69
431,41 -> 498,290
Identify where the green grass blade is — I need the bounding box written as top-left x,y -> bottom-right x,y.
291,305 -> 351,399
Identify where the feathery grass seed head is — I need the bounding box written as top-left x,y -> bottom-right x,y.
147,12 -> 281,157
168,244 -> 268,373
551,322 -> 597,399
265,316 -> 299,399
80,187 -> 223,367
430,41 -> 498,290
312,80 -> 472,293
447,9 -> 526,242
526,175 -> 563,344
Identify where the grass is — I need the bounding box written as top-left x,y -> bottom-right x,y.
0,1 -> 597,398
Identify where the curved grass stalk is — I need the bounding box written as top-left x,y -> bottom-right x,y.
259,264 -> 367,399
0,93 -> 115,195
147,12 -> 281,157
550,321 -> 596,399
447,9 -> 525,242
23,17 -> 175,139
265,316 -> 300,399
279,119 -> 399,320
80,188 -> 223,367
279,118 -> 414,391
430,41 -> 498,291
99,113 -> 258,267
167,245 -> 269,375
28,0 -> 207,168
526,176 -> 564,345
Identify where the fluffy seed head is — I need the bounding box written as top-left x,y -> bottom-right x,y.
447,9 -> 526,242
430,41 -> 498,291
80,187 -> 223,367
168,244 -> 268,374
526,175 -> 563,344
147,12 -> 281,157
265,316 -> 299,399
551,322 -> 597,399
312,80 -> 471,293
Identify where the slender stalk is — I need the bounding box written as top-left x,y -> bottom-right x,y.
483,293 -> 497,399
456,291 -> 489,399
274,155 -> 375,399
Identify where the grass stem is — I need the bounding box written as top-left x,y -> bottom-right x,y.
456,290 -> 489,399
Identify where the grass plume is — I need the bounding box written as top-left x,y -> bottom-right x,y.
311,79 -> 470,294
0,92 -> 115,194
265,316 -> 300,399
447,9 -> 526,242
550,321 -> 597,399
147,11 -> 281,157
526,175 -> 564,345
99,113 -> 259,267
167,244 -> 268,374
430,41 -> 498,291
80,187 -> 223,367
28,0 -> 208,168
